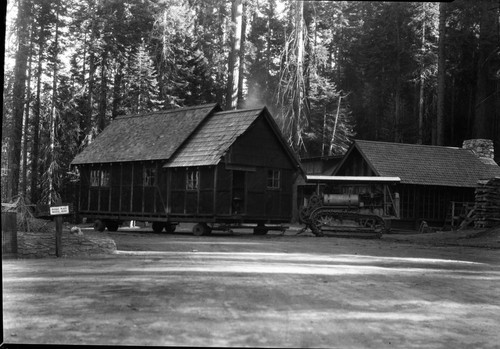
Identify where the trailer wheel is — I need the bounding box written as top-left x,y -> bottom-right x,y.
93,219 -> 105,232
152,222 -> 165,234
165,223 -> 176,234
253,222 -> 269,235
253,224 -> 269,235
106,221 -> 119,232
192,223 -> 209,236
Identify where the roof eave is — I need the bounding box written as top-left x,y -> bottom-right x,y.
259,106 -> 305,176
332,140 -> 381,176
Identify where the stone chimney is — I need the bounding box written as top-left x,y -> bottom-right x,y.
462,139 -> 496,165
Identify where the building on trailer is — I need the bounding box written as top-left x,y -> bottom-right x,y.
70,104 -> 302,235
330,139 -> 500,229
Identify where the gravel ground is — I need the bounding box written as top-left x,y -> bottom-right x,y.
3,224 -> 499,347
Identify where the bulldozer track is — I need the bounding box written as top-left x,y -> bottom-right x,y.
309,208 -> 386,238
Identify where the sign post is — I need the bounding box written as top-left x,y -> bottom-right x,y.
50,200 -> 71,257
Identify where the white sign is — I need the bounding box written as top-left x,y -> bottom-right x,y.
50,206 -> 70,215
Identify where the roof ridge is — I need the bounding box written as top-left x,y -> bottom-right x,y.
115,103 -> 219,120
214,107 -> 264,115
355,139 -> 462,150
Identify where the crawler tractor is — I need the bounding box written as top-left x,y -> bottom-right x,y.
300,176 -> 401,238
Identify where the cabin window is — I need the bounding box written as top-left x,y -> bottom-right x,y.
143,166 -> 156,186
100,169 -> 110,187
186,169 -> 199,190
90,170 -> 100,187
90,169 -> 110,187
267,170 -> 281,189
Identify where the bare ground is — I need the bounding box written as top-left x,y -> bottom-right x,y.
2,225 -> 500,348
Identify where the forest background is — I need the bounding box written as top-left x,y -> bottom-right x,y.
2,0 -> 500,206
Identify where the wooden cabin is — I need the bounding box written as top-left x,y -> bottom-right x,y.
330,139 -> 500,229
71,104 -> 302,235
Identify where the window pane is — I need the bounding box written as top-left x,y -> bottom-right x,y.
186,169 -> 199,190
90,170 -> 99,187
101,170 -> 110,187
267,170 -> 280,189
143,166 -> 156,186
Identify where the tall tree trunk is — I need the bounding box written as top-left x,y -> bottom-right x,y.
21,23 -> 34,198
265,0 -> 274,94
48,0 -> 60,204
215,2 -> 226,105
112,61 -> 124,119
473,0 -> 499,140
31,24 -> 45,205
418,3 -> 426,145
86,2 -> 97,138
436,2 -> 446,146
237,0 -> 247,109
292,0 -> 305,148
98,52 -> 108,132
225,0 -> 243,110
303,1 -> 313,113
8,0 -> 30,200
394,12 -> 402,143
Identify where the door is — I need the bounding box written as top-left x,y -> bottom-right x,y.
232,171 -> 246,214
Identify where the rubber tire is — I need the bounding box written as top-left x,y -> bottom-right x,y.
106,221 -> 119,232
152,222 -> 165,234
165,223 -> 176,234
253,226 -> 269,235
192,223 -> 208,236
93,219 -> 106,232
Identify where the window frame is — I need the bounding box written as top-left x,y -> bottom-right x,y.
143,165 -> 157,187
267,169 -> 281,190
90,169 -> 100,187
100,169 -> 110,187
186,168 -> 199,190
90,168 -> 110,187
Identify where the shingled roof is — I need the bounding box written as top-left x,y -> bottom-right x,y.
71,104 -> 220,165
71,104 -> 300,170
165,108 -> 264,167
334,140 -> 500,188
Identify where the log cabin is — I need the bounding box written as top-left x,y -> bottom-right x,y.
71,104 -> 302,235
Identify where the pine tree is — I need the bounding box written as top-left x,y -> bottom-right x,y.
7,0 -> 31,200
125,42 -> 161,114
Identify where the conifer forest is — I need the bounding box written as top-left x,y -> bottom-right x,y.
2,0 -> 500,206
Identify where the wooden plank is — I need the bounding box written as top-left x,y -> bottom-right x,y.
130,162 -> 134,213
119,162 -> 123,213
213,165 -> 217,215
141,162 -> 145,214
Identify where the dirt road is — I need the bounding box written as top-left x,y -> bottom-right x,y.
3,228 -> 500,347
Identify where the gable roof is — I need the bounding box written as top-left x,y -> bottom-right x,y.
71,104 -> 220,165
165,107 -> 302,169
165,108 -> 262,167
71,104 -> 302,171
333,139 -> 500,188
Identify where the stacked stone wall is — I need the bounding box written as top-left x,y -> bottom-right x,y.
16,230 -> 116,258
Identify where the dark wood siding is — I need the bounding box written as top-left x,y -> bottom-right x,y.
227,117 -> 294,169
246,169 -> 266,217
76,114 -> 297,224
199,167 -> 215,214
80,167 -> 89,211
156,167 -> 167,213
335,149 -> 375,176
121,163 -> 132,212
398,184 -> 474,223
216,165 -> 231,215
170,168 -> 185,214
110,164 -> 121,212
